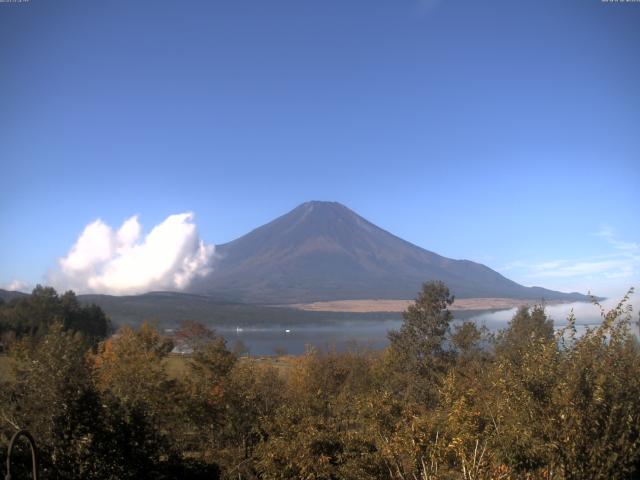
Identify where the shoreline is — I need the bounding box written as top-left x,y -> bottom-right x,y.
285,297 -> 572,313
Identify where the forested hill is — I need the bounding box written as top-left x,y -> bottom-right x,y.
0,288 -> 28,302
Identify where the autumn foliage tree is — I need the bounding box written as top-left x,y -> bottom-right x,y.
1,284 -> 639,479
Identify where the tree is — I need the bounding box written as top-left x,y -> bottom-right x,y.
386,280 -> 455,403
90,322 -> 195,478
496,304 -> 554,362
219,362 -> 285,476
92,322 -> 174,417
451,321 -> 487,359
0,285 -> 110,344
255,349 -> 387,479
389,281 -> 455,361
175,320 -> 217,352
1,324 -> 112,479
545,292 -> 640,479
60,290 -> 111,342
181,332 -> 237,465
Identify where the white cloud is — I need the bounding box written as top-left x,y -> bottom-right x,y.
527,259 -> 631,278
595,224 -> 640,253
54,213 -> 214,295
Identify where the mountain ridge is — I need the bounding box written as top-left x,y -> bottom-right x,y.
188,201 -> 587,303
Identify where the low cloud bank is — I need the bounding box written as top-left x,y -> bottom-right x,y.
53,213 -> 214,295
500,225 -> 639,297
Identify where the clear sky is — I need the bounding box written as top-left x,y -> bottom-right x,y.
1,0 -> 638,298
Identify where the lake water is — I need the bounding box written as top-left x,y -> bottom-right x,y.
217,299 -> 640,356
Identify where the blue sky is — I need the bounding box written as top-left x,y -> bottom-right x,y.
1,0 -> 638,298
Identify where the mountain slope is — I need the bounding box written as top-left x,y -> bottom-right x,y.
189,201 -> 586,303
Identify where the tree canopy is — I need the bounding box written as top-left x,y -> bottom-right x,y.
0,285 -> 111,345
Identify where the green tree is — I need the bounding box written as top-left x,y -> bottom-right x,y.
451,321 -> 486,358
386,280 -> 455,403
0,285 -> 110,344
60,290 -> 111,342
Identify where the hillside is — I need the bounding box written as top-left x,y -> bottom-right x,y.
0,288 -> 28,302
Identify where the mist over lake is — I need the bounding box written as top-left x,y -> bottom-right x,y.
217,298 -> 640,356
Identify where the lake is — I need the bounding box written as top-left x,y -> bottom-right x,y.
216,299 -> 640,356
217,300 -> 640,355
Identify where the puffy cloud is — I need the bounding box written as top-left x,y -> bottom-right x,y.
55,213 -> 214,295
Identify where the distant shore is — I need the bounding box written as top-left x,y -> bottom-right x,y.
287,297 -> 569,313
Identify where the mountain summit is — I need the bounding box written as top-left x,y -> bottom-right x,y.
189,201 -> 585,303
